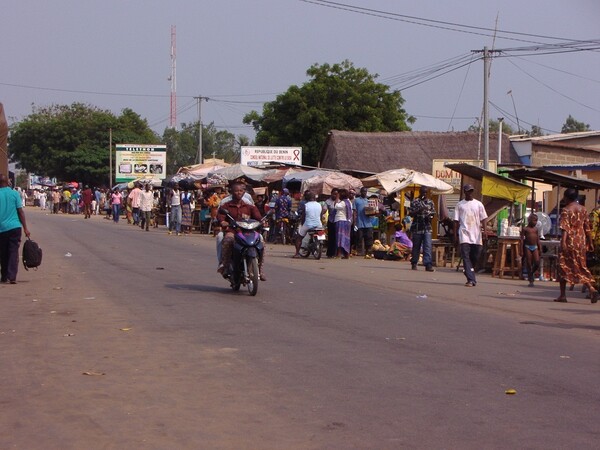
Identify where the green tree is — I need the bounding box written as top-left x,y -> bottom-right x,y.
243,60 -> 415,166
529,125 -> 544,137
8,103 -> 159,186
162,121 -> 241,174
468,119 -> 516,135
561,115 -> 590,133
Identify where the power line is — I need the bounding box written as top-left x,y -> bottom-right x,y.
504,57 -> 600,113
299,0 -> 598,46
489,101 -> 559,134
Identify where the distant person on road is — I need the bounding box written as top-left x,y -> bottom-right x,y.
139,184 -> 154,231
334,189 -> 353,259
82,185 -> 93,219
454,184 -> 488,287
325,189 -> 339,258
521,213 -> 542,287
409,186 -> 436,272
555,188 -> 599,303
292,191 -> 324,258
128,183 -> 142,226
111,188 -> 123,223
354,187 -> 375,258
168,183 -> 182,236
0,173 -> 31,284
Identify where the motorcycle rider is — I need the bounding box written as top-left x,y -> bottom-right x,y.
217,181 -> 266,281
292,191 -> 325,258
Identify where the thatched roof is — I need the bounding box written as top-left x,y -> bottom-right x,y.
320,130 -> 520,174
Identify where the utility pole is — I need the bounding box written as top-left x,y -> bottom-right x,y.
109,128 -> 113,189
472,46 -> 500,171
194,96 -> 209,164
483,46 -> 490,170
169,25 -> 177,129
497,117 -> 504,165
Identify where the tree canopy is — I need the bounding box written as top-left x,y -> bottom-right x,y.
561,115 -> 590,134
9,103 -> 159,186
162,121 -> 243,174
243,60 -> 415,166
468,119 -> 516,135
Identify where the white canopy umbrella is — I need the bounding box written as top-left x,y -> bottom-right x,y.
207,164 -> 268,182
362,169 -> 453,195
295,170 -> 363,195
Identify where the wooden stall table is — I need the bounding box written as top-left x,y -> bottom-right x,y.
432,240 -> 457,268
492,237 -> 522,279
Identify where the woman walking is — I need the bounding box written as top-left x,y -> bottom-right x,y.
111,188 -> 123,223
555,188 -> 599,303
334,189 -> 353,259
181,189 -> 193,234
325,189 -> 339,258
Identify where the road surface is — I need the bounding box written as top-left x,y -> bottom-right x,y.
1,209 -> 599,449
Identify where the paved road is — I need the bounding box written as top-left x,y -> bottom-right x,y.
1,209 -> 599,449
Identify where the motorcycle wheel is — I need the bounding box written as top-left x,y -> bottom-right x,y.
313,241 -> 323,260
298,245 -> 310,258
246,257 -> 259,296
281,225 -> 287,245
231,265 -> 241,291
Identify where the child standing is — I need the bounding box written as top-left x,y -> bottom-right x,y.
522,213 -> 542,287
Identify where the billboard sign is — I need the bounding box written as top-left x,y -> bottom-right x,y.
115,144 -> 166,182
241,146 -> 302,166
432,159 -> 497,191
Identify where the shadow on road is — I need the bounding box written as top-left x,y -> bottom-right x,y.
164,283 -> 226,293
519,320 -> 600,331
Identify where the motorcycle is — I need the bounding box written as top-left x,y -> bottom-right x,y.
298,227 -> 326,259
219,208 -> 267,296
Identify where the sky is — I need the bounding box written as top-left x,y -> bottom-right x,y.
2,0 -> 599,141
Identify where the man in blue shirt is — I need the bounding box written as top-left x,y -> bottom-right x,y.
0,174 -> 31,284
354,187 -> 374,258
274,188 -> 292,221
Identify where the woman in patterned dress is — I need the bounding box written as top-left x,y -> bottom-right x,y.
555,188 -> 599,303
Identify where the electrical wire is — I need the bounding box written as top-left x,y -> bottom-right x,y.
447,53 -> 477,131
489,100 -> 559,134
508,55 -> 600,84
299,0 -> 599,47
504,57 -> 600,113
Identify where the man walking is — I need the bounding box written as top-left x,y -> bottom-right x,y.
409,186 -> 436,271
454,184 -> 488,287
354,187 -> 374,258
128,183 -> 142,226
168,183 -> 182,235
0,174 -> 31,284
139,184 -> 154,231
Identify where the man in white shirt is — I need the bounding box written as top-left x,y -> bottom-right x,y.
139,184 -> 154,231
454,184 -> 488,287
293,191 -> 324,258
128,183 -> 142,226
168,184 -> 182,235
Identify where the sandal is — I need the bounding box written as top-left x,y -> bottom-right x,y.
591,291 -> 599,304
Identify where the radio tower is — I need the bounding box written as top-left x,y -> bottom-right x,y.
169,25 -> 177,129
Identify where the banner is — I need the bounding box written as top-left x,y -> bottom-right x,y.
241,146 -> 302,166
432,159 -> 497,191
115,144 -> 166,182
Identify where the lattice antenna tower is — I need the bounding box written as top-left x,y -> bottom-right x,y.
169,25 -> 177,129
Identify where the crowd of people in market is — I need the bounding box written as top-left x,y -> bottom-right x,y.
5,176 -> 600,304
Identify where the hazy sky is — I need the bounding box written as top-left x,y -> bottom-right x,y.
2,0 -> 599,140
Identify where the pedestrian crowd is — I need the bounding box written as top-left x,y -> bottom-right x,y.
2,177 -> 599,303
